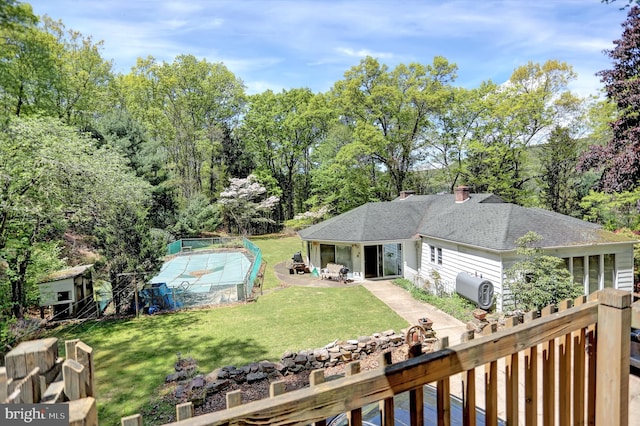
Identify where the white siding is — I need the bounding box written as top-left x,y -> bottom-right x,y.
418,238 -> 503,306
616,249 -> 634,291
403,240 -> 420,282
39,278 -> 75,306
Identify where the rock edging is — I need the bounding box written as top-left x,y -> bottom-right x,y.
167,329 -> 406,405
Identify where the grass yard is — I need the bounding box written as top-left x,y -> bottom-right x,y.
250,235 -> 304,290
47,236 -> 408,425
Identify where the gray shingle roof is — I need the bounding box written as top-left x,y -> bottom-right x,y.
298,194 -> 636,250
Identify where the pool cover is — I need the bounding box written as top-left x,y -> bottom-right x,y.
148,251 -> 252,307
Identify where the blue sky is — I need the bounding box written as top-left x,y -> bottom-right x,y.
26,0 -> 630,96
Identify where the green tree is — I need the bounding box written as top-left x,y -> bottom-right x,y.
330,56 -> 457,198
308,122 -> 388,214
243,88 -> 330,221
424,83 -> 495,192
0,6 -> 57,119
579,189 -> 640,230
0,0 -> 37,28
0,116 -> 163,322
41,17 -> 113,125
539,126 -> 583,215
579,6 -> 640,192
464,60 -> 581,204
119,55 -> 246,201
504,232 -> 583,311
172,193 -> 221,238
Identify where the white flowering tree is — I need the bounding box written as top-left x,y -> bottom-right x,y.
218,175 -> 280,235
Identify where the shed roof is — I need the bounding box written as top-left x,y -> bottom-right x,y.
298,194 -> 636,251
39,264 -> 93,284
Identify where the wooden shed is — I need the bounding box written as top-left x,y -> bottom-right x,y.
38,264 -> 94,319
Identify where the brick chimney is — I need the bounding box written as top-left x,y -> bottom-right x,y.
454,185 -> 470,203
399,190 -> 415,200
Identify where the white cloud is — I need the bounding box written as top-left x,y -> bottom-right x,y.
27,0 -> 631,96
335,47 -> 394,59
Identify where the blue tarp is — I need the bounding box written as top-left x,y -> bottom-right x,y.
136,282 -> 182,313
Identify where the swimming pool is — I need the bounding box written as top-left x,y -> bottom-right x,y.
148,251 -> 253,306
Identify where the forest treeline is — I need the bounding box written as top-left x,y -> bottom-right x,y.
1,1 -> 640,343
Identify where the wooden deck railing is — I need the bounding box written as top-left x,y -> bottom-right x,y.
123,288 -> 631,426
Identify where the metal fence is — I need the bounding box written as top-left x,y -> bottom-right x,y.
158,238 -> 261,307
166,237 -> 243,255
243,238 -> 262,297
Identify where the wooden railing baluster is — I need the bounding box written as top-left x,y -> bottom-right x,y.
524,310 -> 539,426
176,402 -> 194,421
461,330 -> 476,426
557,299 -> 572,426
310,369 -> 328,426
572,295 -> 587,425
408,343 -> 424,426
347,361 -> 363,426
436,337 -> 450,426
482,323 -> 498,426
379,352 -> 395,426
541,304 -> 556,426
504,315 -> 520,426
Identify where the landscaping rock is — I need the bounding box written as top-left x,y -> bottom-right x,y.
205,380 -> 230,395
247,371 -> 267,383
166,371 -> 188,383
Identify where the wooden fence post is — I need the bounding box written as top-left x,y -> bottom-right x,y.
595,288 -> 631,426
121,414 -> 143,426
176,402 -> 194,421
63,359 -> 87,400
346,361 -> 363,426
75,341 -> 95,397
0,367 -> 7,402
310,370 -> 327,426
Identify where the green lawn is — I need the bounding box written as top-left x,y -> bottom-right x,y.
47,236 -> 408,425
250,235 -> 304,290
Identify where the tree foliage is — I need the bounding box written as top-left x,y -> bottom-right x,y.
465,60 -> 581,204
218,175 -> 279,236
242,88 -> 330,221
330,56 -> 457,199
579,6 -> 640,192
119,55 -> 246,201
539,126 -> 583,215
504,232 -> 584,311
0,116 -> 162,324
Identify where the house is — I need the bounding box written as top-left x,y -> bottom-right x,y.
38,264 -> 95,319
298,187 -> 638,309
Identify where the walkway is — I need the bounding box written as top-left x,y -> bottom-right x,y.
360,280 -> 468,346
